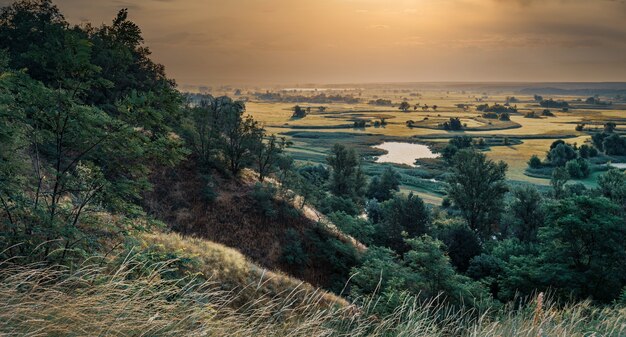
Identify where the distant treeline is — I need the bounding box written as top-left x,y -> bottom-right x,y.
253,92 -> 360,104
520,87 -> 626,96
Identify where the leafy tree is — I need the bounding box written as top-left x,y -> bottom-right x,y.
592,132 -> 610,152
441,136 -> 473,162
0,2 -> 187,262
598,169 -> 626,206
281,228 -> 308,271
442,117 -> 463,130
508,186 -> 544,242
437,222 -> 482,272
566,158 -> 591,179
547,143 -> 577,167
539,197 -> 626,302
366,167 -> 400,201
351,236 -> 488,315
221,105 -> 262,175
446,149 -> 508,237
551,167 -> 570,199
291,164 -> 328,207
328,211 -> 375,245
326,144 -> 365,202
253,134 -> 290,181
527,155 -> 542,169
319,195 -> 360,216
374,193 -> 430,252
602,134 -> 626,155
398,101 -> 411,112
604,122 -> 617,133
292,105 -> 307,118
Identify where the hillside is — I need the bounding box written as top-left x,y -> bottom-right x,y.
144,158 -> 366,290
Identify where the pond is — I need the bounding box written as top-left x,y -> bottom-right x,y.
373,142 -> 440,167
607,163 -> 626,169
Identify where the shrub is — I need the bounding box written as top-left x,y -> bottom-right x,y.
566,158 -> 591,179
252,182 -> 278,218
527,155 -> 542,169
319,195 -> 360,216
281,228 -> 308,269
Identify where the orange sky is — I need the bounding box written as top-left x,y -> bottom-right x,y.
15,0 -> 626,85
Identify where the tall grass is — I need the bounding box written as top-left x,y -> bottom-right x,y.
0,257 -> 624,337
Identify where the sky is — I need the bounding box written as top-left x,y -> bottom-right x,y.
7,0 -> 626,85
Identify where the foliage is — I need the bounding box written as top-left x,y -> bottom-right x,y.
319,195 -> 361,216
508,186 -> 544,242
350,236 -> 489,316
540,99 -> 569,108
373,193 -> 431,253
442,117 -> 463,130
365,167 -> 400,202
437,221 -> 482,273
598,169 -> 626,206
327,144 -> 365,203
527,155 -> 542,169
328,212 -> 375,245
547,142 -> 577,167
551,167 -> 570,199
566,158 -> 591,179
446,149 -> 508,237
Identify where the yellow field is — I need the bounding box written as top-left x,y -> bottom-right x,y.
233,87 -> 625,198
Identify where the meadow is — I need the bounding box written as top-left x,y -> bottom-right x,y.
210,85 -> 626,202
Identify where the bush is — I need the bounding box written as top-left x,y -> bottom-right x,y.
527,155 -> 542,169
252,182 -> 278,218
548,143 -> 577,167
540,99 -> 569,108
438,224 -> 482,273
603,134 -> 626,155
319,195 -> 360,216
281,228 -> 308,270
328,212 -> 375,245
566,158 -> 591,179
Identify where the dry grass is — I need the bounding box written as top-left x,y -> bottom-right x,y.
1,232 -> 624,337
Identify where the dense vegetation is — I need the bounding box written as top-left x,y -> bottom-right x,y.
0,1 -> 625,335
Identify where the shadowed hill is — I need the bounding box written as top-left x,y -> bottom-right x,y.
144,158 -> 366,290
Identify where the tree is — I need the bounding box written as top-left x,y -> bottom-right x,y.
326,144 -> 364,201
253,134 -> 290,181
566,158 -> 591,179
398,101 -> 411,112
442,117 -> 463,131
603,134 -> 626,155
604,122 -> 616,133
551,167 -> 569,199
527,155 -> 542,169
366,167 -> 400,201
219,100 -> 263,175
350,236 -> 487,315
438,222 -> 482,272
374,193 -> 430,252
509,186 -> 544,242
598,169 -> 626,207
292,105 -> 307,118
538,197 -> 626,302
547,143 -> 577,167
446,149 -> 508,237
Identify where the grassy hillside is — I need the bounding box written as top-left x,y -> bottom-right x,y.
1,232 -> 624,336
144,159 -> 366,290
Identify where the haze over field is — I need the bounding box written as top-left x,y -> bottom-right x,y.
11,0 -> 626,85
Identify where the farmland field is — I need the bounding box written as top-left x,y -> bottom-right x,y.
207,84 -> 626,203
